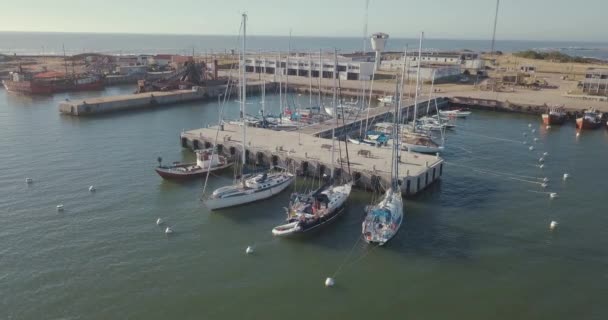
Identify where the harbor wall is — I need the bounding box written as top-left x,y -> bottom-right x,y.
59,82 -> 273,116
448,96 -> 604,120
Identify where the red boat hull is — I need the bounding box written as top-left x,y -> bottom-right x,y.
155,164 -> 206,180
576,118 -> 602,130
2,79 -> 104,94
541,113 -> 566,125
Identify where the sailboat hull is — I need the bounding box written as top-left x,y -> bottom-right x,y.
206,175 -> 294,210
362,189 -> 403,246
402,144 -> 443,154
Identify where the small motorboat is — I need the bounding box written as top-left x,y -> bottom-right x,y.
438,109 -> 472,118
576,109 -> 603,130
155,149 -> 232,180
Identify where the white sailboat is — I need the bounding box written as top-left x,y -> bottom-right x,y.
205,14 -> 294,210
438,109 -> 472,118
272,49 -> 352,237
363,47 -> 406,246
401,32 -> 445,154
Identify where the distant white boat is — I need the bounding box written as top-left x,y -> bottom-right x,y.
377,96 -> 395,104
438,109 -> 472,118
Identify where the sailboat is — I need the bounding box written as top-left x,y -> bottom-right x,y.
272,49 -> 353,237
205,14 -> 294,210
362,45 -> 407,246
401,32 -> 444,154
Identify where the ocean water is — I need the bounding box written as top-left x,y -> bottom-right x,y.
1,31 -> 608,60
1,86 -> 608,319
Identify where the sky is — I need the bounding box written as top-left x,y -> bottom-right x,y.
0,0 -> 606,41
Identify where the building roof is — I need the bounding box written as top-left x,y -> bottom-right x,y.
586,68 -> 608,75
155,54 -> 173,60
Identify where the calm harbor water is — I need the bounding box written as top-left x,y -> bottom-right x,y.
1,86 -> 608,319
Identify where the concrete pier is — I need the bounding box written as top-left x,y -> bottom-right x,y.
59,81 -> 270,116
180,124 -> 444,196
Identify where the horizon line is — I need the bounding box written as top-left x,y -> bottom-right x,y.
0,30 -> 606,44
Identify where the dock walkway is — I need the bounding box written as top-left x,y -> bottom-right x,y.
181,124 -> 444,196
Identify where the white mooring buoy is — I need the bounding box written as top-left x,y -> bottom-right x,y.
528,123 -> 532,128
543,152 -> 549,157
563,173 -> 570,180
56,204 -> 64,212
156,218 -> 163,225
88,185 -> 96,192
546,125 -> 551,129
550,221 -> 558,231
539,157 -> 545,163
534,138 -> 539,142
245,246 -> 254,254
576,132 -> 580,137
529,146 -> 535,151
325,277 -> 335,287
549,193 -> 558,199
165,227 -> 173,234
539,164 -> 545,169
532,129 -> 536,133
25,177 -> 33,184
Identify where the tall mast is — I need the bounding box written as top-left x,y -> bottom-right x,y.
318,49 -> 322,108
62,44 -> 68,76
490,0 -> 500,57
262,56 -> 266,117
240,13 -> 247,180
412,32 -> 424,133
278,52 -> 282,122
359,0 -> 370,136
285,29 -> 292,113
394,46 -> 408,188
331,49 -> 338,179
309,50 -> 313,109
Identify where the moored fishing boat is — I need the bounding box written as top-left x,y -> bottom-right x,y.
2,70 -> 104,94
155,149 -> 232,180
576,109 -> 602,130
541,106 -> 567,125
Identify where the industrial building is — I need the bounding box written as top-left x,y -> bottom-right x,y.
582,68 -> 608,95
380,51 -> 485,79
244,55 -> 375,81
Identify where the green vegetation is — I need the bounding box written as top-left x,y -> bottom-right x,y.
513,50 -> 597,63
